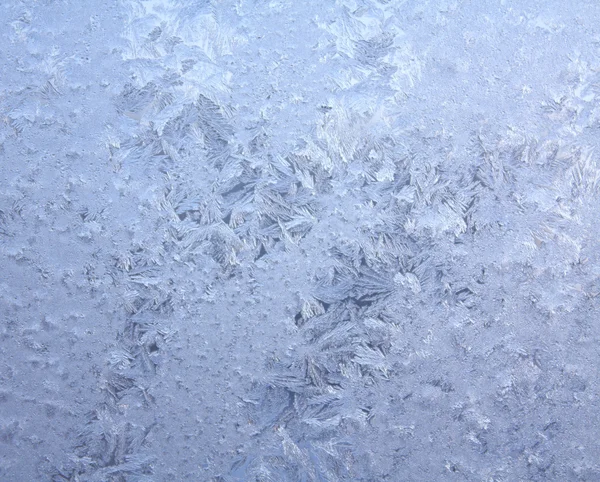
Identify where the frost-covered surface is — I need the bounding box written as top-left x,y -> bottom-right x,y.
2,0 -> 600,480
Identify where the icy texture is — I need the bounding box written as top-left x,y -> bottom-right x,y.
2,0 -> 600,480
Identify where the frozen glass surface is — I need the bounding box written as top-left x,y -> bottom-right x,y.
1,0 -> 600,480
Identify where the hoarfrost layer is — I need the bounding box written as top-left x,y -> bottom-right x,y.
1,0 -> 600,480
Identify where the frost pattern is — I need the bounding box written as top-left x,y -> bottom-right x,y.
2,0 -> 600,481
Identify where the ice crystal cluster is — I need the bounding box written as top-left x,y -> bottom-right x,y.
2,0 -> 600,480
